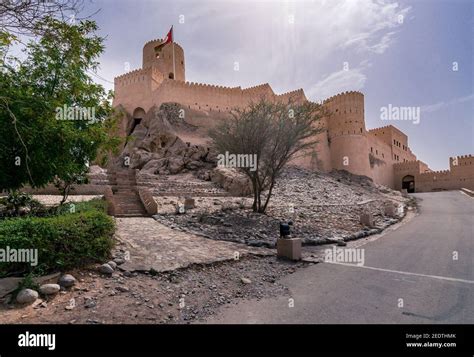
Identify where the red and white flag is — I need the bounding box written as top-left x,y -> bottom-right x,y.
155,26 -> 173,57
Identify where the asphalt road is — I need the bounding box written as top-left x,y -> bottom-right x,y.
205,191 -> 474,324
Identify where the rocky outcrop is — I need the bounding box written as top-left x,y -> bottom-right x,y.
114,104 -> 216,176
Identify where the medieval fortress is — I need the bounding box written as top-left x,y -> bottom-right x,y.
113,39 -> 474,193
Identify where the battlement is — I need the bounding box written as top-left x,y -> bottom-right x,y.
241,83 -> 274,97
323,91 -> 364,104
160,78 -> 242,93
367,125 -> 406,136
276,88 -> 307,102
393,160 -> 421,171
452,154 -> 474,160
144,38 -> 184,52
242,83 -> 271,91
419,169 -> 451,177
115,68 -> 146,81
114,67 -> 163,88
451,154 -> 474,168
368,125 -> 393,133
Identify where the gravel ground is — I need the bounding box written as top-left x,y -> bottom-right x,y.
0,255 -> 308,324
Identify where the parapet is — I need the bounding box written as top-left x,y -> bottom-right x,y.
114,67 -> 160,87
323,91 -> 364,104
451,154 -> 474,166
242,83 -> 274,96
160,79 -> 242,93
368,125 -> 393,133
143,38 -> 184,53
393,160 -> 422,171
451,154 -> 474,160
276,88 -> 307,102
418,169 -> 451,177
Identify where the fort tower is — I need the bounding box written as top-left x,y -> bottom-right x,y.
142,39 -> 185,81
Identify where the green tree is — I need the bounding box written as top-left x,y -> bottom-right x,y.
0,18 -> 121,192
210,99 -> 324,213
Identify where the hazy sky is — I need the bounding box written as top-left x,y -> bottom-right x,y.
80,0 -> 473,170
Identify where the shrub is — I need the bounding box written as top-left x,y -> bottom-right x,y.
0,191 -> 43,217
0,199 -> 115,277
53,198 -> 108,216
12,273 -> 40,300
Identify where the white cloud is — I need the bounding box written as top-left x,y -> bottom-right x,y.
421,94 -> 474,113
89,0 -> 411,97
178,0 -> 411,93
333,1 -> 410,54
307,64 -> 368,101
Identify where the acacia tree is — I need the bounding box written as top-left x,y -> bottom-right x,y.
0,18 -> 121,193
210,98 -> 325,213
0,0 -> 85,36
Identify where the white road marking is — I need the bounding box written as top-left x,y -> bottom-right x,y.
326,261 -> 474,285
459,190 -> 474,199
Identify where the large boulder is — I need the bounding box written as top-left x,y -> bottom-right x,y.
39,284 -> 60,295
210,167 -> 252,196
168,157 -> 186,174
141,158 -> 169,174
16,288 -> 38,305
130,151 -> 156,170
58,274 -> 76,288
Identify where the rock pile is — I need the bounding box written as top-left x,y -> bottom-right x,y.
14,274 -> 77,306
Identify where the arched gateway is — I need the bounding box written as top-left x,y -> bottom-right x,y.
402,175 -> 415,193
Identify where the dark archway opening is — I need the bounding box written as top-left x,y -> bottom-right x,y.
168,72 -> 174,79
129,118 -> 142,135
129,108 -> 146,136
402,175 -> 415,193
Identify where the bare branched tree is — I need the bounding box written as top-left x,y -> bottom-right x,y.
210,98 -> 325,213
0,0 -> 87,36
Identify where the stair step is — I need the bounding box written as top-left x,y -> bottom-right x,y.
116,205 -> 144,209
116,214 -> 147,217
116,207 -> 146,212
107,178 -> 148,216
114,193 -> 138,197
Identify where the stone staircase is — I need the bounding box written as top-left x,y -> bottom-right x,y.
107,169 -> 148,217
137,172 -> 231,197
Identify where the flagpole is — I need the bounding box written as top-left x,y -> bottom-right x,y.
172,26 -> 176,79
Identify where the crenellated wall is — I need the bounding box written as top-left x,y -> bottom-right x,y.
275,88 -> 307,104
114,66 -> 164,114
154,79 -> 246,111
393,156 -> 474,192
